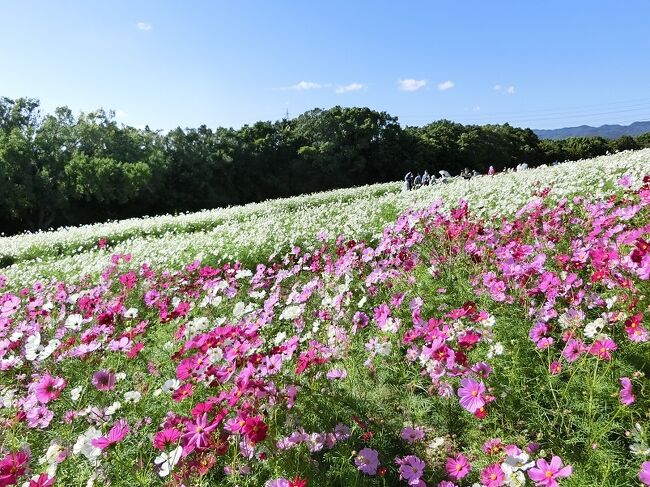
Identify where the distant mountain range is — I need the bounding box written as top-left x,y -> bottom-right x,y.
534,121 -> 650,140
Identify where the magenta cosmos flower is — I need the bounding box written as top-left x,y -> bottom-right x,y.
528,456 -> 572,487
639,461 -> 650,485
355,448 -> 379,475
445,453 -> 470,480
619,377 -> 635,405
92,370 -> 116,391
457,378 -> 486,413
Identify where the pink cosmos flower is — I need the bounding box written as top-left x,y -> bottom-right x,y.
626,324 -> 648,342
640,461 -> 650,485
561,338 -> 584,362
92,370 -> 116,391
26,406 -> 54,429
549,361 -> 562,375
481,462 -> 505,487
91,419 -> 129,449
34,374 -> 66,404
445,453 -> 470,480
172,383 -> 194,402
401,426 -> 425,444
588,338 -> 617,360
536,337 -> 554,350
28,473 -> 55,487
355,448 -> 379,475
528,456 -> 572,486
182,413 -> 218,453
482,438 -> 503,455
0,294 -> 20,317
153,428 -> 181,450
396,455 -> 425,486
457,378 -> 486,413
619,377 -> 635,405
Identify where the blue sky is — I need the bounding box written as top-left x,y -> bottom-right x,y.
2,1 -> 650,130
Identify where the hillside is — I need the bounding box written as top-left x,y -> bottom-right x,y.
0,149 -> 649,486
534,120 -> 650,140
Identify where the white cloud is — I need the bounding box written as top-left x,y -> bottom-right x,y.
437,80 -> 454,91
136,22 -> 153,31
115,110 -> 127,119
494,84 -> 515,95
335,83 -> 365,94
398,79 -> 427,92
288,81 -> 323,91
472,105 -> 481,111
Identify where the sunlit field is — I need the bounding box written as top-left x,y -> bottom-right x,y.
1,150 -> 650,486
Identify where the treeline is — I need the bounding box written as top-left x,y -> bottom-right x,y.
2,96 -> 649,235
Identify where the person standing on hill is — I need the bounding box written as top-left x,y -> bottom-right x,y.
403,172 -> 414,191
488,165 -> 495,175
422,170 -> 430,186
413,173 -> 422,188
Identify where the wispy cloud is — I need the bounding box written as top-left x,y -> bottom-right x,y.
437,80 -> 455,91
494,84 -> 515,95
398,79 -> 427,92
287,81 -> 323,91
115,109 -> 127,119
335,83 -> 366,94
136,22 -> 153,31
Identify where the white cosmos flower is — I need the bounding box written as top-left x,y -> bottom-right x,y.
487,342 -> 504,358
232,302 -> 246,318
584,318 -> 605,339
73,426 -> 102,462
124,391 -> 142,403
279,305 -> 302,321
123,307 -> 138,319
105,401 -> 121,415
155,445 -> 183,477
64,313 -> 84,330
24,333 -> 41,361
70,386 -> 83,401
0,388 -> 16,408
162,379 -> 180,392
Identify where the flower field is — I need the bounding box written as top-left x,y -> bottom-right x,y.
1,150 -> 650,486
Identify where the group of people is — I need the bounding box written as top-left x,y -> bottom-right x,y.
403,163 -> 530,191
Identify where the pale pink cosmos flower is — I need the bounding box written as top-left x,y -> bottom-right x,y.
26,405 -> 54,429
639,461 -> 650,485
528,456 -> 572,486
401,426 -> 425,444
619,377 -> 635,405
457,378 -> 486,413
396,455 -> 425,486
355,447 -> 379,475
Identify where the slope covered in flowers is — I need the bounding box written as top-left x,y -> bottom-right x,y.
1,165 -> 650,486
1,149 -> 649,289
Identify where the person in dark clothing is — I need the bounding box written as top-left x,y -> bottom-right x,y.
413,173 -> 422,188
422,170 -> 430,186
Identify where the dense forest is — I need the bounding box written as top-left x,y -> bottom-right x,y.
2,96 -> 649,235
